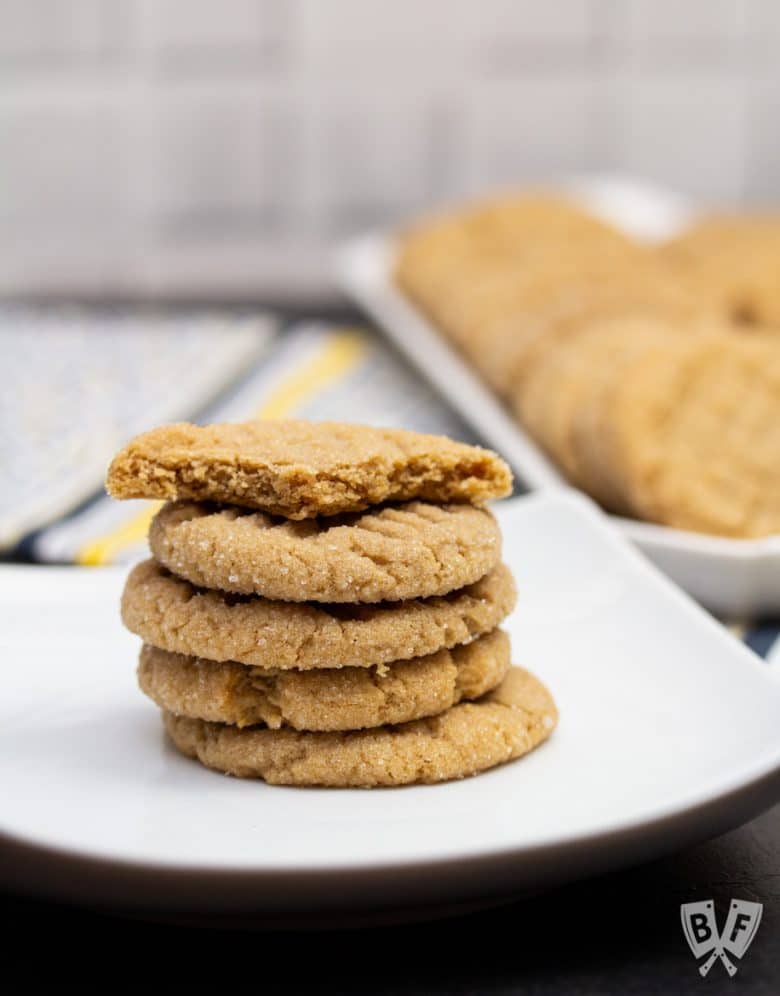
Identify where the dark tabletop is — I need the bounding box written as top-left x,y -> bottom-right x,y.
4,803 -> 777,994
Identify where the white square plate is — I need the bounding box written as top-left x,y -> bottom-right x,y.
0,490 -> 778,916
336,177 -> 780,616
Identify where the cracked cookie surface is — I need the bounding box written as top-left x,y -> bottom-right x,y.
162,665 -> 558,786
106,419 -> 512,518
122,559 -> 516,670
149,500 -> 501,602
138,628 -> 510,731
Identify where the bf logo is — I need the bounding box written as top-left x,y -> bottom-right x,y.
681,899 -> 763,977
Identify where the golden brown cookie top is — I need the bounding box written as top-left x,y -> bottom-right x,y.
106,419 -> 512,518
605,333 -> 780,538
137,629 -> 510,732
148,499 -> 502,602
163,665 -> 558,787
121,558 -> 517,670
661,214 -> 780,328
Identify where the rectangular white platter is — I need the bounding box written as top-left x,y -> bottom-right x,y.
336,176 -> 780,616
0,490 -> 778,917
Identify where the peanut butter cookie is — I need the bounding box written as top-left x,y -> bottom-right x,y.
572,333 -> 780,536
162,665 -> 558,786
138,628 -> 510,732
122,559 -> 517,670
661,215 -> 780,328
107,420 -> 512,518
149,500 -> 501,602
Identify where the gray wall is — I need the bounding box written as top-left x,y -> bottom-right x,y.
1,0 -> 778,297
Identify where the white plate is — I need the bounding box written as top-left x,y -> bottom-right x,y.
335,177 -> 780,616
1,490 -> 778,916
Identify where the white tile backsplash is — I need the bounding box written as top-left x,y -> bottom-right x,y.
458,76 -> 600,192
462,0 -> 598,60
138,0 -> 288,65
304,92 -> 444,231
298,0 -> 461,75
746,80 -> 780,202
614,0 -> 749,60
0,0 -> 777,295
0,92 -> 129,226
614,74 -> 749,203
0,0 -> 111,61
146,85 -> 297,234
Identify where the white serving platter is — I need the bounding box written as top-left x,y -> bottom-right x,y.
1,490 -> 778,918
336,177 -> 780,616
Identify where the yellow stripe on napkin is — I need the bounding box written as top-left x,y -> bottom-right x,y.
254,330 -> 367,418
76,330 -> 368,566
77,502 -> 163,567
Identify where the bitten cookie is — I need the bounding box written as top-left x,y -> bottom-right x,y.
106,419 -> 512,517
149,500 -> 501,602
162,665 -> 558,786
138,628 -> 510,731
122,559 -> 517,670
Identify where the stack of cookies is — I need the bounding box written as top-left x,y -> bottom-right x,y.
107,420 -> 558,787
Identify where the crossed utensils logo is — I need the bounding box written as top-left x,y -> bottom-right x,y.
680,899 -> 763,977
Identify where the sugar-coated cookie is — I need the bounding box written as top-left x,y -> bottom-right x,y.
122,559 -> 517,670
162,666 -> 558,787
138,628 -> 510,732
149,500 -> 501,602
